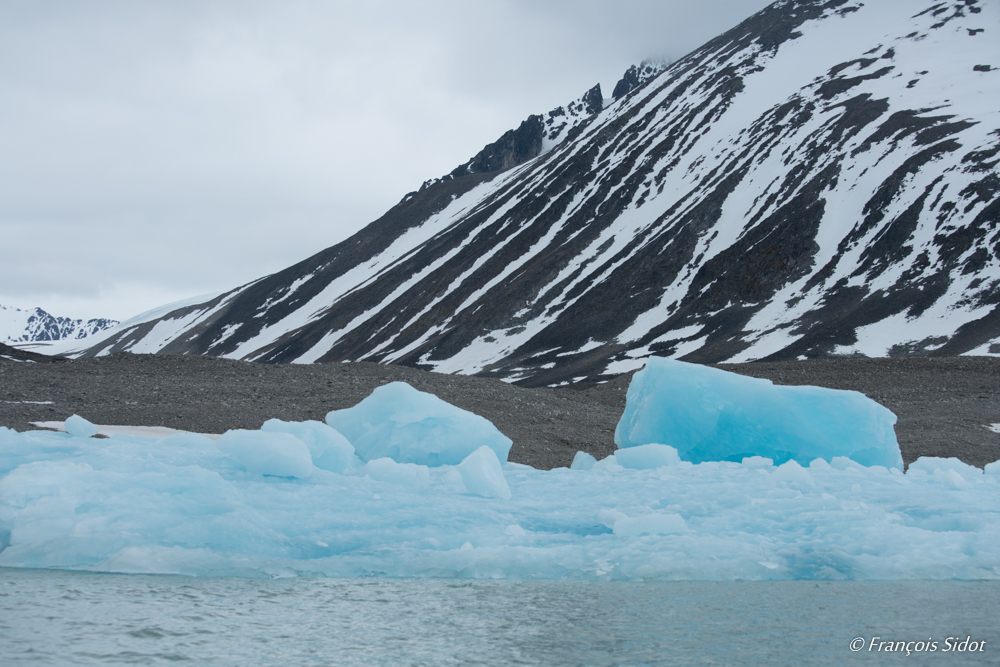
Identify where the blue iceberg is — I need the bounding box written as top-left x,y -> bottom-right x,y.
326,382 -> 512,466
614,358 -> 903,469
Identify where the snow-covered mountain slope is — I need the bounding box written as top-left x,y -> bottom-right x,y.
76,0 -> 1000,387
0,304 -> 118,344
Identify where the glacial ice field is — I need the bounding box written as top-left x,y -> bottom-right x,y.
0,360 -> 998,581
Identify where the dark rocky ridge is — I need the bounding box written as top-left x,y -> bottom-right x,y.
611,61 -> 667,100
3,351 -> 998,471
417,84 -> 607,194
1,306 -> 118,344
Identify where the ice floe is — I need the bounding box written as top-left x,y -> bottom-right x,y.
0,366 -> 997,581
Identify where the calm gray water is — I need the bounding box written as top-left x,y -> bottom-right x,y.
1,569 -> 997,666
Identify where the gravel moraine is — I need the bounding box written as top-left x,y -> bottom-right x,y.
1,344 -> 998,470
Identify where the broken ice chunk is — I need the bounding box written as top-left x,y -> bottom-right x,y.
365,457 -> 429,487
64,414 -> 98,438
614,358 -> 902,468
457,445 -> 511,500
614,443 -> 681,470
612,512 -> 686,536
215,430 -> 314,478
571,451 -> 597,470
261,419 -> 357,474
326,382 -> 512,466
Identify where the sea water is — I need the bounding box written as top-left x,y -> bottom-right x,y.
2,568 -> 997,666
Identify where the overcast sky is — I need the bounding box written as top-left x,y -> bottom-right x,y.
0,0 -> 772,321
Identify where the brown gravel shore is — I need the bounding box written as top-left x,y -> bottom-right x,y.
2,344 -> 998,470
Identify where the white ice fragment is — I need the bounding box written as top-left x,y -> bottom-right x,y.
215,430 -> 314,478
571,451 -> 597,470
831,457 -> 867,472
615,358 -> 902,469
365,458 -> 430,487
261,419 -> 357,473
614,443 -> 681,470
612,512 -> 686,537
908,457 -> 983,480
809,458 -> 833,471
758,561 -> 780,570
504,524 -> 527,537
742,456 -> 774,469
598,508 -> 627,529
771,460 -> 815,486
441,467 -> 465,487
592,455 -> 624,472
938,469 -> 968,490
326,382 -> 512,466
64,415 -> 98,438
457,446 -> 511,500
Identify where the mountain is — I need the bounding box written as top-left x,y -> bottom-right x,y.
74,0 -> 1000,387
0,304 -> 118,345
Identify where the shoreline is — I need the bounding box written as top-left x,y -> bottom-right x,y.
2,349 -> 999,469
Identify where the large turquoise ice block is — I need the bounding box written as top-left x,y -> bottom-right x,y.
614,358 -> 903,469
325,381 -> 512,466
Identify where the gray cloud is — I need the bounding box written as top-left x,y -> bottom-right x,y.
0,0 -> 772,320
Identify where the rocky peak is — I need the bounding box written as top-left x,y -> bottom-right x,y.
611,61 -> 667,100
417,83 -> 607,194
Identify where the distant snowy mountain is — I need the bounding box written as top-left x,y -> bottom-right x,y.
0,304 -> 118,344
74,0 -> 1000,386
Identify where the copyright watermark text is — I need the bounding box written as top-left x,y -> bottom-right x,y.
850,636 -> 986,655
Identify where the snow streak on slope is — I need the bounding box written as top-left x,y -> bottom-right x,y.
77,0 -> 1000,387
